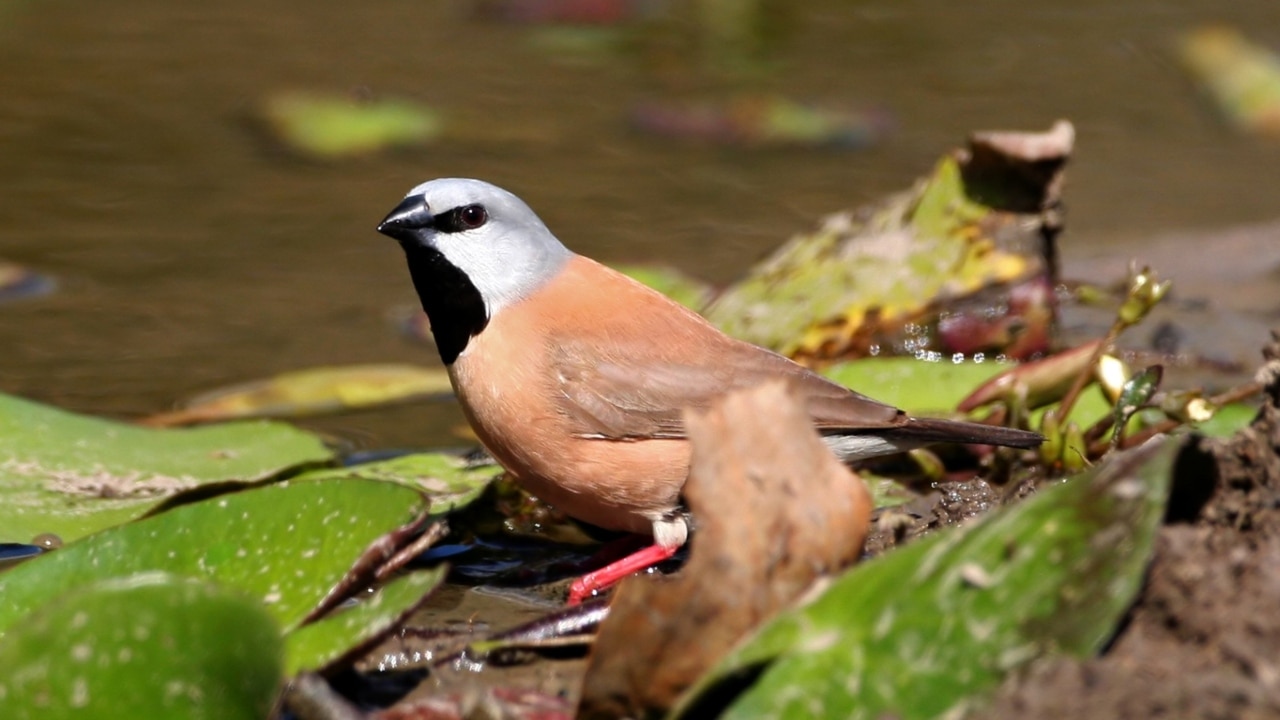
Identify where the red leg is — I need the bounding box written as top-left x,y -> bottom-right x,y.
566,542 -> 680,605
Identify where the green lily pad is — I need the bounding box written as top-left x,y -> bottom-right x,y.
292,452 -> 503,517
822,358 -> 1011,414
0,477 -> 429,639
144,364 -> 455,426
0,573 -> 282,720
0,391 -> 333,543
285,566 -> 445,674
674,438 -> 1175,720
261,91 -> 443,159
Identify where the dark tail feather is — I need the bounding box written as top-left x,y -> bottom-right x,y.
886,416 -> 1044,449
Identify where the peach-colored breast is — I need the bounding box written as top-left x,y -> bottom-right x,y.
449,256 -> 694,537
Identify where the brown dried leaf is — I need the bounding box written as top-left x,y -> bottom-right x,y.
577,380 -> 873,719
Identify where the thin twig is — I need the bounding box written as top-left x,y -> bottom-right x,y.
1098,380 -> 1265,455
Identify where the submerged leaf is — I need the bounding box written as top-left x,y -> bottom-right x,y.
261,91 -> 442,159
143,364 -> 455,426
0,260 -> 55,304
1179,25 -> 1280,136
0,477 -> 429,638
474,0 -> 652,25
0,574 -> 282,720
674,438 -> 1176,720
0,391 -> 332,543
630,95 -> 890,148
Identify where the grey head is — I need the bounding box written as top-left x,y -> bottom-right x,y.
376,178 -> 573,364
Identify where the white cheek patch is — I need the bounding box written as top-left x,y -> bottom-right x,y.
431,227 -> 571,316
433,234 -> 505,312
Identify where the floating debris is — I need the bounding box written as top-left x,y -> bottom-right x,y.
0,260 -> 55,304
630,94 -> 892,148
1178,25 -> 1280,137
143,364 -> 455,426
259,91 -> 443,159
474,0 -> 657,25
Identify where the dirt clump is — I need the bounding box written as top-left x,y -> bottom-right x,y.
981,340 -> 1280,719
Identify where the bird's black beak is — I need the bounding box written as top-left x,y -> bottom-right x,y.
376,195 -> 433,243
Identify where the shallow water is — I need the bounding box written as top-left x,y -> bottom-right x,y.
2,0 -> 1279,448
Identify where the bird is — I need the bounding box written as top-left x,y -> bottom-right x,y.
376,178 -> 1044,603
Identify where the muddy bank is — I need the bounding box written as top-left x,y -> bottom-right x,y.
981,338 -> 1280,718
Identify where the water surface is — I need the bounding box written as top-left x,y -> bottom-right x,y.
2,0 -> 1278,447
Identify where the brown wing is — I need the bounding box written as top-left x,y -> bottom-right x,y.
552,333 -> 907,441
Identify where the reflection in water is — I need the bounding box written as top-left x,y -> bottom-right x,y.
0,0 -> 1278,448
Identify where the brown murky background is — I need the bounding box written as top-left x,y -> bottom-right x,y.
2,0 -> 1279,449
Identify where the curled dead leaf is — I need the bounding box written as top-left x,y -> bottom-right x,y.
577,380 -> 872,719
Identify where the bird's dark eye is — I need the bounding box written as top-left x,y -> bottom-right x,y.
459,204 -> 487,229
431,203 -> 489,234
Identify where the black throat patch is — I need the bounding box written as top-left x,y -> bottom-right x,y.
402,245 -> 489,365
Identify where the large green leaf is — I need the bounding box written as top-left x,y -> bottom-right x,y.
0,391 -> 333,543
673,438 -> 1175,720
0,573 -> 282,720
0,477 -> 428,638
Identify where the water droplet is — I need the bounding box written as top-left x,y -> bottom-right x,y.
32,533 -> 62,550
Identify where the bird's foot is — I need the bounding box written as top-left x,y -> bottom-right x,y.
566,542 -> 679,605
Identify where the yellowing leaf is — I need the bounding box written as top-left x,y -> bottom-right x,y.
144,364 -> 454,426
705,123 -> 1070,362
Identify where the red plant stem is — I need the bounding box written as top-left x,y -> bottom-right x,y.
1050,321 -> 1121,428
